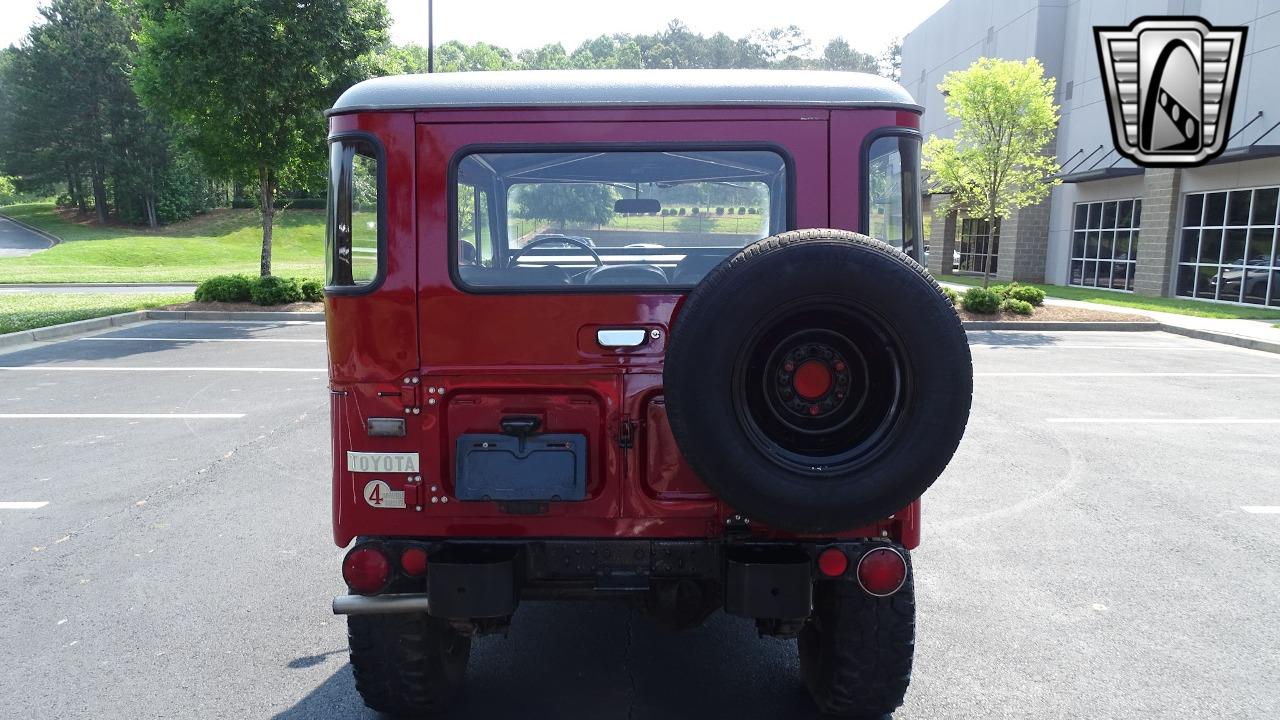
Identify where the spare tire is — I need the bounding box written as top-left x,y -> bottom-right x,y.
664,229 -> 971,534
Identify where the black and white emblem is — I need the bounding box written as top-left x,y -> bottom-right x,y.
1095,17 -> 1246,167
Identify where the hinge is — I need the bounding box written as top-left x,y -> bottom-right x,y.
618,419 -> 636,449
400,373 -> 421,415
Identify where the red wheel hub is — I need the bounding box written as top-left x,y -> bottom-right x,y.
792,360 -> 832,399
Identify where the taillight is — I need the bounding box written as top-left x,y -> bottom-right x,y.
816,547 -> 849,577
856,547 -> 907,597
400,547 -> 428,577
342,544 -> 391,595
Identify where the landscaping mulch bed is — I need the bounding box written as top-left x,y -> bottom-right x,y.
163,300 -> 324,312
956,305 -> 1150,323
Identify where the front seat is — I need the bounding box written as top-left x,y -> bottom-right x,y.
583,264 -> 669,286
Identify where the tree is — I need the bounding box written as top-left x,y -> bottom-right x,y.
135,0 -> 389,276
513,183 -> 616,231
879,38 -> 902,82
820,38 -> 879,73
922,58 -> 1060,287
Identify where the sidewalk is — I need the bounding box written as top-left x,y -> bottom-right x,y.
940,280 -> 1280,352
1040,295 -> 1280,345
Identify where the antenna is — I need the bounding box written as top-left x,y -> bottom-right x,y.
428,0 -> 435,73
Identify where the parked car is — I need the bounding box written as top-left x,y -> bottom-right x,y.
324,69 -> 972,718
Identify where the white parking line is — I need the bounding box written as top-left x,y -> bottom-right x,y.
1242,506 -> 1280,514
0,413 -> 245,419
1046,418 -> 1280,425
0,366 -> 325,373
0,502 -> 49,509
81,337 -> 325,344
970,344 -> 1236,351
978,372 -> 1280,378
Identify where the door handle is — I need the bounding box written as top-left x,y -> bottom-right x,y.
597,329 -> 648,348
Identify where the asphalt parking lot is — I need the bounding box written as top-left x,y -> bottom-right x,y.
1,321 -> 1278,719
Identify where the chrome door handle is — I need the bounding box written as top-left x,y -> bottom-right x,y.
597,329 -> 648,347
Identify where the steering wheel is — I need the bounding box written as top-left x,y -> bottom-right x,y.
505,235 -> 603,269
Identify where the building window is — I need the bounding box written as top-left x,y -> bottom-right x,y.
956,217 -> 998,274
1069,199 -> 1141,291
1177,188 -> 1280,306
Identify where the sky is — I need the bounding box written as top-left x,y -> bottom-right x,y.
1,0 -> 948,57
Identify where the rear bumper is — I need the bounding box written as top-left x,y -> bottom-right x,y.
333,537 -> 906,621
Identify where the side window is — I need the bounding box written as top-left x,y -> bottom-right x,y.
326,138 -> 381,288
866,135 -> 922,258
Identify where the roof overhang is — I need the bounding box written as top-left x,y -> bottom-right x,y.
1206,145 -> 1280,165
1056,167 -> 1144,184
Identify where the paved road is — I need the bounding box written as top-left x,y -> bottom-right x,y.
0,283 -> 197,294
0,214 -> 55,258
1,324 -> 1278,719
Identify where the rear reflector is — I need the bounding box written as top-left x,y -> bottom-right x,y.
400,547 -> 428,577
343,545 -> 391,595
816,547 -> 849,577
856,547 -> 907,597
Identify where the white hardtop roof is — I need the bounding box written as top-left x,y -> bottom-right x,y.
329,69 -> 920,115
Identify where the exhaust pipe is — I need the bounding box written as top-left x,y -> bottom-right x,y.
332,593 -> 431,615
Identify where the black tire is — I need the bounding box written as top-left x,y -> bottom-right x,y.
799,568 -> 915,718
348,613 -> 471,717
664,229 -> 971,533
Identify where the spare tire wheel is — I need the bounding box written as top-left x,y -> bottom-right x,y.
664,229 -> 972,534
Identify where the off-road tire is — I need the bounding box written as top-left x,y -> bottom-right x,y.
798,571 -> 915,718
665,229 -> 972,533
348,613 -> 471,717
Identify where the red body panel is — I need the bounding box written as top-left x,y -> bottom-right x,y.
328,106 -> 922,549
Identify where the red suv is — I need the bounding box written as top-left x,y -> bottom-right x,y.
325,69 -> 972,718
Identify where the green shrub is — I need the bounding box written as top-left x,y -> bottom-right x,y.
1006,284 -> 1046,306
988,283 -> 1010,299
299,278 -> 324,302
940,286 -> 960,306
1001,298 -> 1034,315
194,274 -> 252,303
961,287 -> 1002,314
249,275 -> 303,305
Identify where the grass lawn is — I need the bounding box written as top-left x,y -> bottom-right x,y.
0,202 -> 324,283
0,293 -> 190,334
940,274 -> 1280,321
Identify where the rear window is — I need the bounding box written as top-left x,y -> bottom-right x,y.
453,148 -> 788,290
326,137 -> 382,289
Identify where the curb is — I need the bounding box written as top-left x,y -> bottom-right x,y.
0,310 -> 147,351
146,310 -> 325,322
0,310 -> 325,352
962,321 -> 1160,331
0,211 -> 60,249
0,282 -> 197,289
1157,323 -> 1280,354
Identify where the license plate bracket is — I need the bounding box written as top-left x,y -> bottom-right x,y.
454,433 -> 587,501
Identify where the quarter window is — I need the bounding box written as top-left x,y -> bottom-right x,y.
1069,199 -> 1141,291
866,135 -> 922,257
1177,187 -> 1279,306
326,138 -> 381,288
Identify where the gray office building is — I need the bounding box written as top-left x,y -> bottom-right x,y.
902,0 -> 1280,307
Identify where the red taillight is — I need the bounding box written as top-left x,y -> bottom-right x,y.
856,547 -> 907,597
816,547 -> 849,577
400,547 -> 428,577
342,545 -> 390,595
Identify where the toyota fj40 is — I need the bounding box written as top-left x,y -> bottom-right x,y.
325,69 -> 972,718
